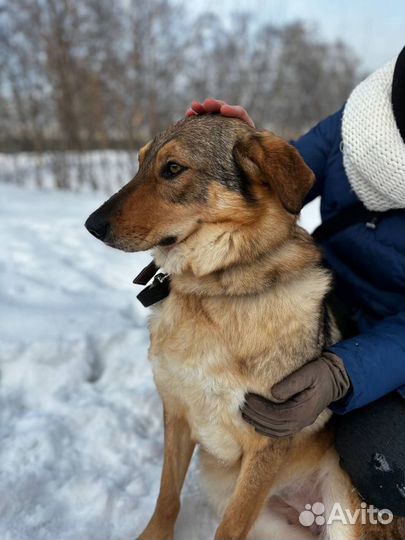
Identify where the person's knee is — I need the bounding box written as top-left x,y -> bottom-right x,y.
334,392 -> 405,517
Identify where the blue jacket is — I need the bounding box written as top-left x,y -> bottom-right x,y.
292,108 -> 405,413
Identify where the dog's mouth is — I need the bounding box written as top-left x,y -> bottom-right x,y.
155,233 -> 187,253
155,221 -> 203,253
157,235 -> 178,248
99,217 -> 204,254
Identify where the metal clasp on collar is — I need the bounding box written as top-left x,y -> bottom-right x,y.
154,273 -> 168,285
134,266 -> 171,307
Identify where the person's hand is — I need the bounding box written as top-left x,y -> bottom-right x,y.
241,353 -> 351,438
185,98 -> 255,128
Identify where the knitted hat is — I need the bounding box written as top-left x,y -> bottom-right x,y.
342,47 -> 405,211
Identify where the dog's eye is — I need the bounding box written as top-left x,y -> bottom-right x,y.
162,161 -> 185,179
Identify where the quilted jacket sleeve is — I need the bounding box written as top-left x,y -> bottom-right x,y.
293,107 -> 405,413
328,310 -> 405,413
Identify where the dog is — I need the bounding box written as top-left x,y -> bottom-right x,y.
85,115 -> 404,539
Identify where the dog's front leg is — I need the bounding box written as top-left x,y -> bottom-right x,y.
214,440 -> 289,540
137,410 -> 195,540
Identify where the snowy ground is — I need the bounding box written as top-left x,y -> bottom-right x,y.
0,181 -> 319,540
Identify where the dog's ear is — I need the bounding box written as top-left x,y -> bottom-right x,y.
138,141 -> 152,166
233,131 -> 314,214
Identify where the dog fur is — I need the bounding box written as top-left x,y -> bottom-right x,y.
87,115 -> 404,540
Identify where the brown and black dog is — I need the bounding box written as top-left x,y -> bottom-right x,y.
86,115 -> 403,540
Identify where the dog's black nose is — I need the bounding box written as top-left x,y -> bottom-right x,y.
85,211 -> 110,241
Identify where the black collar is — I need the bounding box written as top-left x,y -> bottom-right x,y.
133,261 -> 171,307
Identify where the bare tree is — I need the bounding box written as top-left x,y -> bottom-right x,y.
0,0 -> 361,189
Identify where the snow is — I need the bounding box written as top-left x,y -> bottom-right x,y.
0,181 -> 319,540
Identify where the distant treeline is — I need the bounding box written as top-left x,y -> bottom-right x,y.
0,0 -> 361,153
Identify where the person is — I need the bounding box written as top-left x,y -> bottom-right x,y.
186,47 -> 405,516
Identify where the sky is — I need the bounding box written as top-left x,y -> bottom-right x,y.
189,0 -> 404,71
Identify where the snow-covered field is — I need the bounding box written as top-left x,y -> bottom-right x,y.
0,180 -> 319,540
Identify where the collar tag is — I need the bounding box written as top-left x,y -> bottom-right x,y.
133,260 -> 159,285
135,271 -> 171,307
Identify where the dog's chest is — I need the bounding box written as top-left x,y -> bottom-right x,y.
149,299 -> 247,464
151,351 -> 246,463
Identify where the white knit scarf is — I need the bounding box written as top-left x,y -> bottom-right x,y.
342,59 -> 405,211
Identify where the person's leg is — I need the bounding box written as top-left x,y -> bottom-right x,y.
334,391 -> 405,517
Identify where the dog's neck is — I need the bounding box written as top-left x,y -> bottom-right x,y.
152,211 -> 321,298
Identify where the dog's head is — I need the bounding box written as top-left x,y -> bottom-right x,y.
85,115 -> 314,273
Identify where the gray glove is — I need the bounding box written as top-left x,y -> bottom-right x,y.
241,353 -> 351,438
